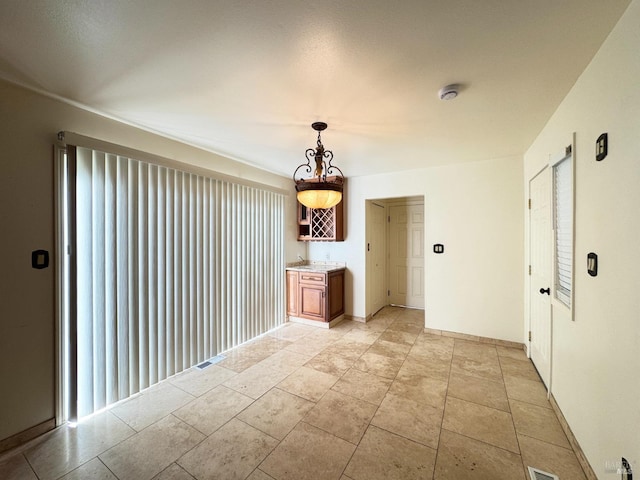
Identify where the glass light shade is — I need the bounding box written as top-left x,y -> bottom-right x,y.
297,189 -> 342,209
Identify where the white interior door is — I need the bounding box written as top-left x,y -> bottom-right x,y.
388,203 -> 424,308
529,168 -> 552,388
368,202 -> 387,314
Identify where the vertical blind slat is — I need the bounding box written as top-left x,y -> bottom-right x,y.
180,172 -> 188,370
104,154 -> 117,407
196,176 -> 203,361
76,147 -> 93,417
148,164 -> 158,386
116,156 -> 130,400
215,180 -> 222,354
165,169 -> 175,377
127,159 -> 139,396
92,150 -> 106,412
157,167 -> 166,381
138,162 -> 149,390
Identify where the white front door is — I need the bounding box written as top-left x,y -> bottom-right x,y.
388,203 -> 424,308
529,168 -> 552,388
368,202 -> 387,314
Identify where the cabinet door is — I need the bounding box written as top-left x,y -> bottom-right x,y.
328,271 -> 345,319
286,271 -> 299,316
299,284 -> 326,321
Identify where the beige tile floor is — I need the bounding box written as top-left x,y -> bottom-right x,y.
0,307 -> 588,480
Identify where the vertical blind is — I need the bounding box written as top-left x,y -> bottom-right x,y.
553,154 -> 572,308
71,145 -> 285,418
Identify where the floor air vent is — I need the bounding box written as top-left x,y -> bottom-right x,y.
528,466 -> 559,480
196,355 -> 226,370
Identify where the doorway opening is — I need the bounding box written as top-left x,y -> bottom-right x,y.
365,196 -> 425,319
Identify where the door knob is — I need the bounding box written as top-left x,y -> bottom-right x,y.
539,287 -> 550,295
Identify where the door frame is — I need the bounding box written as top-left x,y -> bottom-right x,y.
527,136 -> 576,396
527,164 -> 553,394
365,200 -> 387,316
54,145 -> 66,426
54,144 -> 76,425
365,195 -> 425,319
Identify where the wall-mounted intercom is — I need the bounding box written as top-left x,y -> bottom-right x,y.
587,252 -> 598,277
596,133 -> 608,161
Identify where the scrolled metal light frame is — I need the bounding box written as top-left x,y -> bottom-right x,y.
293,122 -> 344,207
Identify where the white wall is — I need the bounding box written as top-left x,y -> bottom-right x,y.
0,80 -> 302,442
309,155 -> 524,343
523,0 -> 640,475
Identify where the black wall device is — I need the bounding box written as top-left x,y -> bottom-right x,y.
621,457 -> 632,480
596,133 -> 608,161
587,252 -> 598,277
32,250 -> 49,269
433,244 -> 444,254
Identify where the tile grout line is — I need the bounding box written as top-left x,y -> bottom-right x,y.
495,346 -> 533,478
335,312 -> 412,479
243,323 -> 370,480
97,457 -> 119,480
443,341 -> 534,477
431,334 -> 456,479
22,452 -> 40,480
495,343 -> 528,471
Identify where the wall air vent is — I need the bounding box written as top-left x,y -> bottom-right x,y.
527,466 -> 559,480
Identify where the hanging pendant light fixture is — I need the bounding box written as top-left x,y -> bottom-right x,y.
293,122 -> 344,209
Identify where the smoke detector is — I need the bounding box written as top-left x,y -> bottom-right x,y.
438,84 -> 459,100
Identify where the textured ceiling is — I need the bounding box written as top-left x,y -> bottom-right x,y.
0,0 -> 631,178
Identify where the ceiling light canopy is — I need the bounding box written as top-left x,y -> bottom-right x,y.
293,122 -> 344,209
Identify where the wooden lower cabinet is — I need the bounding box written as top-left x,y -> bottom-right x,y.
286,268 -> 345,324
286,270 -> 299,316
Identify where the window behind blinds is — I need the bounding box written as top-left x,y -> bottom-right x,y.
66,144 -> 285,419
553,154 -> 573,308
